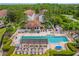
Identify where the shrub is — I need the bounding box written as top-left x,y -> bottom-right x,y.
76,39 -> 79,43
67,43 -> 76,52
5,39 -> 12,45
73,42 -> 79,48
53,50 -> 75,56
3,39 -> 8,44
2,39 -> 12,51
6,46 -> 15,56
47,49 -> 75,56
2,45 -> 10,51
3,36 -> 9,44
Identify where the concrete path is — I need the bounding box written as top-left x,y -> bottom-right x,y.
74,52 -> 79,56
0,50 -> 3,56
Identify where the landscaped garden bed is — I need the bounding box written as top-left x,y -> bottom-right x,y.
0,28 -> 6,46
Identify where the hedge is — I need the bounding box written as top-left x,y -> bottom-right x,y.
2,39 -> 12,51
6,46 -> 15,56
47,49 -> 75,56
0,28 -> 6,41
53,50 -> 75,56
76,39 -> 79,43
5,39 -> 12,45
3,36 -> 9,44
67,43 -> 76,52
2,45 -> 10,51
0,28 -> 6,46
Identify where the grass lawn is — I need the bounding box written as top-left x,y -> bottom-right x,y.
0,28 -> 6,41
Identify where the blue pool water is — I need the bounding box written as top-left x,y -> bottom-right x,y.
21,36 -> 68,43
47,36 -> 68,43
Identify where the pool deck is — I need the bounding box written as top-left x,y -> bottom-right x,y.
11,29 -> 74,50
49,33 -> 71,50
49,43 -> 66,50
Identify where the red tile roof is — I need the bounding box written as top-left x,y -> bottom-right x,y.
0,10 -> 7,17
24,9 -> 35,16
26,20 -> 41,29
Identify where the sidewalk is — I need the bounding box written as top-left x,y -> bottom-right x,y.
74,52 -> 79,56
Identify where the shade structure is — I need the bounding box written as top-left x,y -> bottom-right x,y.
55,45 -> 62,50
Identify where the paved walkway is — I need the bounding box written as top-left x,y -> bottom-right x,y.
0,49 -> 3,56
74,52 -> 79,56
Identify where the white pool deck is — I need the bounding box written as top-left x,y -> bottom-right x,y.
11,29 -> 73,50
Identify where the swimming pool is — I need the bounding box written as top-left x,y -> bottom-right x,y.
47,36 -> 68,43
21,36 -> 68,44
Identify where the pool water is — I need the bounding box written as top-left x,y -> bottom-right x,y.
47,36 -> 68,43
21,36 -> 68,44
